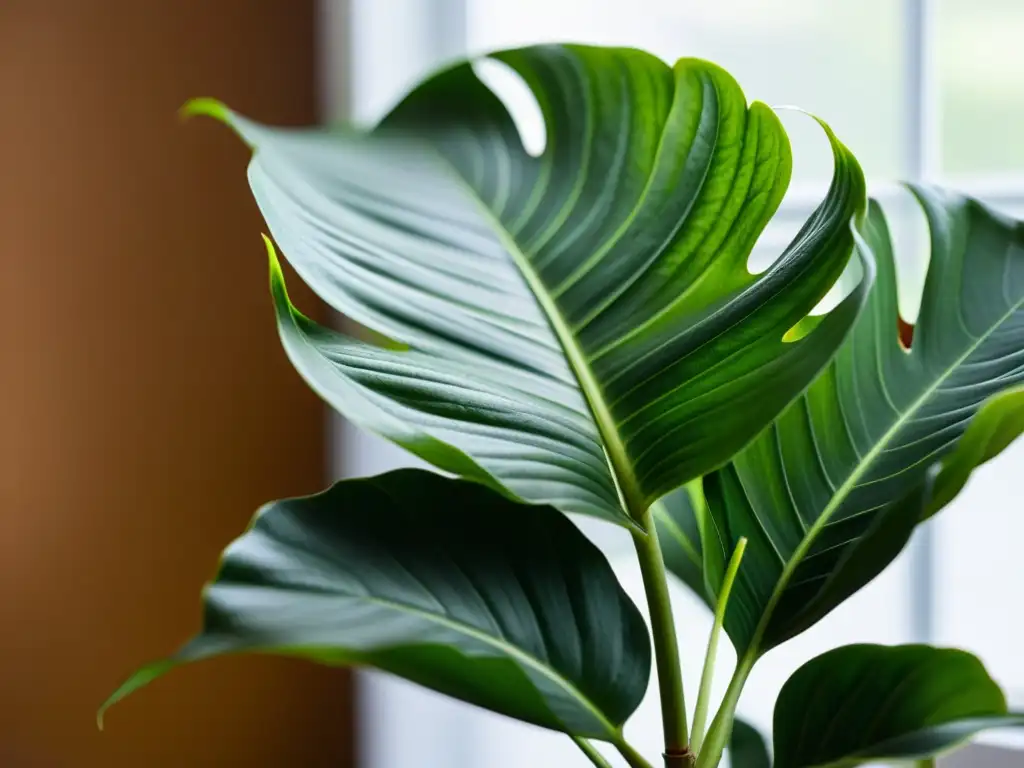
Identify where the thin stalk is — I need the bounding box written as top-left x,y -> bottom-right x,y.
611,732 -> 656,768
571,736 -> 613,768
685,478 -> 708,523
694,653 -> 756,768
915,760 -> 936,768
690,537 -> 748,754
633,506 -> 691,766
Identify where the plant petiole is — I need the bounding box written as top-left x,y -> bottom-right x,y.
633,505 -> 690,764
691,537 -> 748,754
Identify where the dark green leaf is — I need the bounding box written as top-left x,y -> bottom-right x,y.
731,717 -> 771,768
101,470 -> 651,739
697,192 -> 1024,657
754,466 -> 936,647
653,483 -> 707,602
190,43 -> 868,526
926,384 -> 1024,517
773,644 -> 1024,767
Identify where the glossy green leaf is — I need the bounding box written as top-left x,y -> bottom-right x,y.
101,470 -> 651,739
694,191 -> 1024,658
192,43 -> 869,526
731,717 -> 771,768
926,384 -> 1024,517
773,644 -> 1024,768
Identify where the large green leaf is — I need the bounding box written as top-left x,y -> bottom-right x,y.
773,644 -> 1024,768
192,43 -> 869,526
689,191 -> 1024,658
101,470 -> 651,739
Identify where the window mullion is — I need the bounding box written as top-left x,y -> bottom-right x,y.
904,0 -> 939,646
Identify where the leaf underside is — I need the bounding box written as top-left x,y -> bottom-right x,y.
101,470 -> 651,739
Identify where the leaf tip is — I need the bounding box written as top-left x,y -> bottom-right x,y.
97,660 -> 176,731
96,687 -> 122,731
263,234 -> 285,287
95,688 -> 120,732
95,698 -> 116,731
179,97 -> 230,124
261,232 -> 277,257
263,235 -> 297,323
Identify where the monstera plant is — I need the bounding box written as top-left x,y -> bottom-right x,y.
102,45 -> 1024,767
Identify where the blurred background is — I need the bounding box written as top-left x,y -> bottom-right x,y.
2,1 -> 1021,766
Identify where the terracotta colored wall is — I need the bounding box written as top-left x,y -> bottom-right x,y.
0,2 -> 354,765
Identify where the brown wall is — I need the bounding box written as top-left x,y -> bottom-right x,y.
0,2 -> 353,765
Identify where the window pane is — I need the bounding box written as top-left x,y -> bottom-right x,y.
935,439 -> 1024,700
466,0 -> 907,184
938,0 -> 1024,176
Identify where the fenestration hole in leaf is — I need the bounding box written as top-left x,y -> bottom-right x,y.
473,57 -> 547,157
898,315 -> 915,350
782,246 -> 867,343
782,314 -> 823,343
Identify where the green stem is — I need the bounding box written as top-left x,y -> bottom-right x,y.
611,732 -> 657,768
915,760 -> 936,768
685,478 -> 708,523
633,507 -> 690,765
691,537 -> 748,754
694,654 -> 756,768
571,736 -> 613,768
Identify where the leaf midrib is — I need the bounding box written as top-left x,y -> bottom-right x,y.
844,713 -> 1024,763
426,149 -> 647,521
806,714 -> 1024,768
413,64 -> 728,523
745,294 -> 1024,658
353,589 -> 620,737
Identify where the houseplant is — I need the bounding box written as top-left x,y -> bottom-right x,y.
101,44 -> 1024,767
